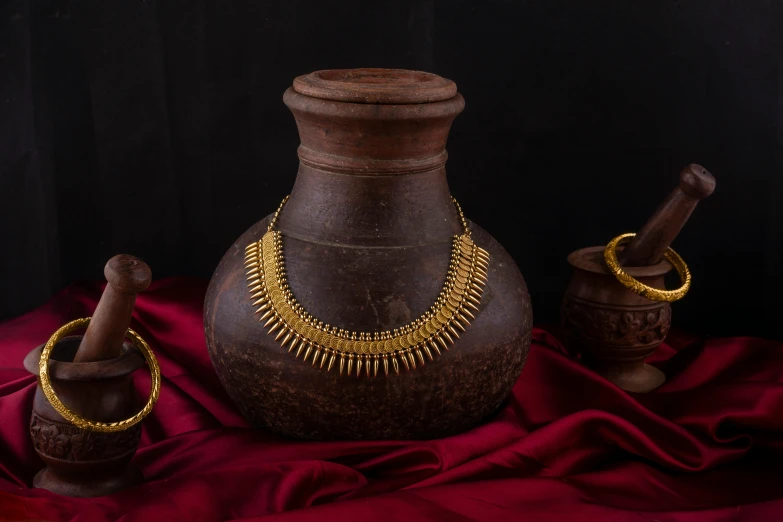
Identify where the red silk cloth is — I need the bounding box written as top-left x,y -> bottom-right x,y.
1,278 -> 782,521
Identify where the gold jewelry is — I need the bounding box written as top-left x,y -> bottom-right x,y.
604,233 -> 691,302
245,196 -> 490,377
38,317 -> 161,433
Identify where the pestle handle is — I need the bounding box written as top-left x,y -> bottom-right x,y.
73,255 -> 152,363
619,164 -> 715,267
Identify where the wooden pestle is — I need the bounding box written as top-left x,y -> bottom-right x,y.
618,164 -> 716,267
73,255 -> 152,363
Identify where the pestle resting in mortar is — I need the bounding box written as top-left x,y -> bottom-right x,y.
23,254 -> 155,496
73,255 -> 152,363
561,164 -> 715,393
619,164 -> 716,267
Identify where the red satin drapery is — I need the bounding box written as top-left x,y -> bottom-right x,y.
0,278 -> 782,521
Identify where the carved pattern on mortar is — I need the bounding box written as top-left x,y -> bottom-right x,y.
30,412 -> 141,461
561,296 -> 671,346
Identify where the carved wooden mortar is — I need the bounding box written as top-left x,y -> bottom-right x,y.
23,336 -> 145,497
561,165 -> 715,393
24,254 -> 153,497
562,248 -> 672,392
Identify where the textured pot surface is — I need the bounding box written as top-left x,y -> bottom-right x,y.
205,69 -> 532,440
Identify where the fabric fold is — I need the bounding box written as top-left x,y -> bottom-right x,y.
0,278 -> 781,521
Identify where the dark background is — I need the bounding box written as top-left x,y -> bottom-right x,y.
1,1 -> 781,339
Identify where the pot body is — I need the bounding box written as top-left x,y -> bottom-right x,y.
204,69 -> 533,440
24,336 -> 144,497
561,246 -> 673,393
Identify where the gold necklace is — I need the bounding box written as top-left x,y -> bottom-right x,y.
245,196 -> 489,377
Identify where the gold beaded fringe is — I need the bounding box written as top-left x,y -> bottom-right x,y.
245,196 -> 489,377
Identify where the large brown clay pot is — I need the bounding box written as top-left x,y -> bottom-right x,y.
204,68 -> 532,440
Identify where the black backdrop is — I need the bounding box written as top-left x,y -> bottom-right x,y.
2,0 -> 781,339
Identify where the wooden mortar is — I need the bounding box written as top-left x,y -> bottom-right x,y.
24,255 -> 152,496
561,164 -> 715,393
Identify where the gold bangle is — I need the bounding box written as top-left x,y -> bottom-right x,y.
603,233 -> 692,302
38,317 -> 161,433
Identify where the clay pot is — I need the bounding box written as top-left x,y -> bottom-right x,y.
23,335 -> 144,497
204,68 -> 532,440
561,246 -> 672,393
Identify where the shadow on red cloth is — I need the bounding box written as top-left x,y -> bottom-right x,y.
0,277 -> 781,521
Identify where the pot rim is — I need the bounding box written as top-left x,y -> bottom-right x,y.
292,68 -> 458,104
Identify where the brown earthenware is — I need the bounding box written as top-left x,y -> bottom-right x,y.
204,68 -> 533,440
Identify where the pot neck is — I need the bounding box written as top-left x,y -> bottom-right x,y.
277,164 -> 462,247
278,86 -> 466,247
